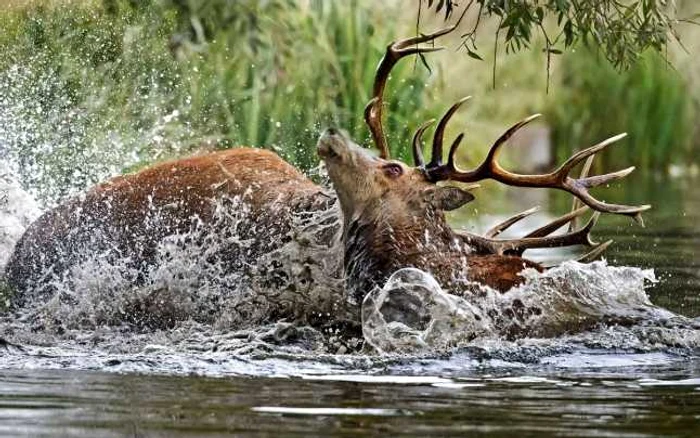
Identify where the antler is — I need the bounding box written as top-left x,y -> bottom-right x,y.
459,209 -> 608,258
365,25 -> 458,159
414,99 -> 651,221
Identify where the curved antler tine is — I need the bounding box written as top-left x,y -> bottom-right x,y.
578,166 -> 635,188
497,211 -> 600,256
427,96 -> 471,169
482,114 -> 542,165
556,133 -> 627,177
570,155 -> 595,232
526,206 -> 589,238
485,206 -> 540,238
581,211 -> 601,241
363,97 -> 388,158
564,183 -> 651,217
447,133 -> 465,168
412,119 -> 435,167
577,240 -> 614,263
365,25 -> 459,160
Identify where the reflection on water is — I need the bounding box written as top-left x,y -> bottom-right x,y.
1,366 -> 699,437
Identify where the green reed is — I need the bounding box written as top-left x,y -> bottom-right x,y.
0,0 -> 437,203
547,49 -> 697,176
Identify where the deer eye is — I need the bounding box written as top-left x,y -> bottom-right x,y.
382,163 -> 404,178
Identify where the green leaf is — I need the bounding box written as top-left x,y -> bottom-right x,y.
418,52 -> 433,74
466,48 -> 483,60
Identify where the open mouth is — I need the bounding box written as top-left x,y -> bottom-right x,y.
317,129 -> 342,159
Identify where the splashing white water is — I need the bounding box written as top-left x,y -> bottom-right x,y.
13,194 -> 347,335
362,263 -> 697,354
0,169 -> 40,270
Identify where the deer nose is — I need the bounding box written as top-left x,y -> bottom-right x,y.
318,129 -> 340,159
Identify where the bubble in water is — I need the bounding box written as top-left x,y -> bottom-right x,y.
362,268 -> 492,354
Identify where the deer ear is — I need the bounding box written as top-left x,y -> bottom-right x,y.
425,186 -> 475,211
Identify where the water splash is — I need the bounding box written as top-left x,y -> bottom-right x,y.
0,170 -> 39,270
7,194 -> 347,336
0,61 -> 192,206
362,263 -> 699,355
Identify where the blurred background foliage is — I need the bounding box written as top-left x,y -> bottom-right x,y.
0,0 -> 698,206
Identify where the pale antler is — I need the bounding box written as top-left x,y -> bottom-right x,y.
415,99 -> 651,221
459,210 -> 604,257
365,25 -> 458,159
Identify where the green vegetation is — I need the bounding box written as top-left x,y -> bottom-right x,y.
426,0 -> 680,71
0,0 -> 441,203
0,0 -> 697,206
548,50 -> 696,175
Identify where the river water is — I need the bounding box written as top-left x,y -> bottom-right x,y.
1,172 -> 699,437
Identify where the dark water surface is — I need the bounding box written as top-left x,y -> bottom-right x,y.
0,365 -> 699,438
1,176 -> 699,437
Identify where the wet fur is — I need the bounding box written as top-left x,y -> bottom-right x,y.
8,144 -> 540,316
6,148 -> 330,303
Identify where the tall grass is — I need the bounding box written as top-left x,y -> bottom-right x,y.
547,50 -> 697,175
0,0 -> 438,204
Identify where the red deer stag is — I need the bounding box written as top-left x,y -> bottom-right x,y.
317,25 -> 650,304
5,25 -> 649,328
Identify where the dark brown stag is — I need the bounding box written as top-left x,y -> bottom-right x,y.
319,24 -> 649,304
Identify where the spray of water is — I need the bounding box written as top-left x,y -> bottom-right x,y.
362,263 -> 698,355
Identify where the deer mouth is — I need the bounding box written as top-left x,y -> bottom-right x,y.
317,129 -> 342,160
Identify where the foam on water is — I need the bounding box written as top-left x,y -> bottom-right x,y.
362,263 -> 697,354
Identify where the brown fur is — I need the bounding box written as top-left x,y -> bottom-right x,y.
9,138 -> 540,313
6,148 -> 329,302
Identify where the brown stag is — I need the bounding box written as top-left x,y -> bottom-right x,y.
317,25 -> 649,304
4,25 -> 649,331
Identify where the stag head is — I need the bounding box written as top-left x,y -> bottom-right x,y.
317,24 -> 651,302
318,128 -> 474,227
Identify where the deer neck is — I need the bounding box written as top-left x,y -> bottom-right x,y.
341,201 -> 456,304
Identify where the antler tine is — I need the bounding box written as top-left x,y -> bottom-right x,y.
458,211 -> 602,257
499,212 -> 601,256
412,119 -> 435,167
427,113 -> 541,182
504,212 -> 601,256
480,114 -> 543,167
447,133 -> 465,168
577,240 -> 614,263
569,155 -> 595,232
426,115 -> 651,219
427,96 -> 472,169
484,206 -> 540,238
556,133 -> 628,177
365,25 -> 458,160
525,206 -> 589,238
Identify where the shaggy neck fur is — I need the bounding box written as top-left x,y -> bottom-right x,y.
342,199 -> 457,304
